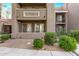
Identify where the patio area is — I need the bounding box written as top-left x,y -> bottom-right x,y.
0,39 -> 78,56
0,39 -> 64,51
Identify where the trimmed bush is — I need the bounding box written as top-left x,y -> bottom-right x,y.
59,35 -> 77,51
0,34 -> 11,43
67,30 -> 79,43
33,39 -> 44,49
44,32 -> 56,45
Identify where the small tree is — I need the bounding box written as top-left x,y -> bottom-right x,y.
44,32 -> 57,45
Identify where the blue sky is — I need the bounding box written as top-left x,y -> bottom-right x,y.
54,3 -> 64,8
3,3 -> 12,10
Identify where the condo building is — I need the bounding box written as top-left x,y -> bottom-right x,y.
0,3 -> 79,39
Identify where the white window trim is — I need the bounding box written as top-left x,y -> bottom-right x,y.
23,11 -> 40,17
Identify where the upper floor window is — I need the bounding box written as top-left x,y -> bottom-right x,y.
57,15 -> 63,22
56,13 -> 65,22
1,3 -> 12,19
54,3 -> 64,8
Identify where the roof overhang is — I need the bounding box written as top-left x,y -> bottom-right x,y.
55,10 -> 68,13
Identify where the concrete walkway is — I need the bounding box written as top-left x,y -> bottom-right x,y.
74,44 -> 79,56
0,47 -> 76,56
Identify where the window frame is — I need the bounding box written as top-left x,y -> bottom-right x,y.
57,15 -> 63,22
19,22 -> 45,33
34,23 -> 44,32
26,23 -> 32,32
19,23 -> 32,32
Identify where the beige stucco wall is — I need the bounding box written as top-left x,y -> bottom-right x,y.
68,3 -> 79,30
16,32 -> 44,39
47,3 -> 55,32
11,3 -> 19,38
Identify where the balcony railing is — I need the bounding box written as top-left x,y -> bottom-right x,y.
16,8 -> 47,20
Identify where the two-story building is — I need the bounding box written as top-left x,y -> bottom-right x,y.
0,3 -> 79,39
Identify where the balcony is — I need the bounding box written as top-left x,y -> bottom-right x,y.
55,12 -> 67,35
16,8 -> 47,20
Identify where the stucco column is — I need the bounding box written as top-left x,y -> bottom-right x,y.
46,3 -> 55,32
12,3 -> 19,38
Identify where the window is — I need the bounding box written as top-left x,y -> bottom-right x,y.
40,24 -> 44,32
27,24 -> 32,32
57,15 -> 63,22
19,23 -> 32,32
34,23 -> 44,32
19,22 -> 45,32
54,3 -> 64,8
23,23 -> 27,32
56,13 -> 65,22
35,24 -> 40,32
1,3 -> 12,19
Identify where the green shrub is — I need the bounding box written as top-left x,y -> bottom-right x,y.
67,30 -> 79,43
59,35 -> 77,51
60,31 -> 67,35
33,39 -> 44,49
44,32 -> 56,45
0,34 -> 11,43
1,34 -> 10,40
57,30 -> 67,36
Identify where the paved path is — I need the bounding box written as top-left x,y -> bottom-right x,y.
0,47 -> 76,56
0,39 -> 64,51
74,44 -> 79,56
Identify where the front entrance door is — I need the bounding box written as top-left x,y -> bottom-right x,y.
3,25 -> 12,33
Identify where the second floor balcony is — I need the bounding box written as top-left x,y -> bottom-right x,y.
16,8 -> 47,20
